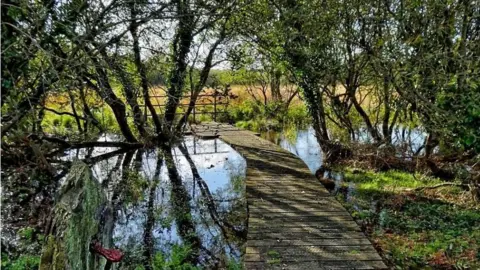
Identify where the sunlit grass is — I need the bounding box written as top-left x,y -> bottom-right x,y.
336,168 -> 480,269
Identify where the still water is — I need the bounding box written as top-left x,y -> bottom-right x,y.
262,126 -> 323,173
2,125 -> 427,269
262,125 -> 427,174
62,136 -> 247,268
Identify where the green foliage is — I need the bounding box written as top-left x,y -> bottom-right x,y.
337,168 -> 480,269
1,254 -> 40,270
436,85 -> 480,152
228,100 -> 308,132
2,225 -> 44,270
208,69 -> 260,86
151,244 -> 200,270
343,170 -> 441,194
18,227 -> 35,241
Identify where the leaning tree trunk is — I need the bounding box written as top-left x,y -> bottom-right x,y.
99,49 -> 147,138
40,161 -> 113,270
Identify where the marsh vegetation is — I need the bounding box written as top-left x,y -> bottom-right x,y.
2,0 -> 479,269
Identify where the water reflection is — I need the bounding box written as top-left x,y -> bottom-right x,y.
262,125 -> 427,174
262,126 -> 323,173
66,137 -> 247,269
356,126 -> 427,156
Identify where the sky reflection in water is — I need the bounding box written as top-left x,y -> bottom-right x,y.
66,136 -> 246,268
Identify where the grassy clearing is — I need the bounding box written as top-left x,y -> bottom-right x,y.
227,99 -> 309,132
335,169 -> 480,269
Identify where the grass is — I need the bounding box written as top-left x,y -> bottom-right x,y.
335,168 -> 480,269
228,99 -> 309,132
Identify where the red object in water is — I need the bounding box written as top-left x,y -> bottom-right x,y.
90,241 -> 124,262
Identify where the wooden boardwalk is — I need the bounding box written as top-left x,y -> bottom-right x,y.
191,123 -> 387,269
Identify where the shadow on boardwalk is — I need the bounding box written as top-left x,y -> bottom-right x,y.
192,123 -> 387,269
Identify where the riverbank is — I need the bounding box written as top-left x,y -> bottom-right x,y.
259,127 -> 480,269
329,168 -> 480,269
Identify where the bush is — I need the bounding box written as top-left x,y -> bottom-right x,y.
62,117 -> 73,129
52,117 -> 61,127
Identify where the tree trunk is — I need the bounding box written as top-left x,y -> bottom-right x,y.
164,0 -> 195,128
99,49 -> 146,138
270,69 -> 282,102
67,90 -> 83,134
381,76 -> 391,143
348,89 -> 382,144
40,161 -> 108,270
129,2 -> 163,137
78,86 -> 103,133
84,59 -> 137,142
176,28 -> 226,131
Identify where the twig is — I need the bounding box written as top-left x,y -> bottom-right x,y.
414,182 -> 469,191
44,107 -> 87,120
42,136 -> 143,149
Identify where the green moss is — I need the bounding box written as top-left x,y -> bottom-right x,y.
344,169 -> 441,194
64,165 -> 106,269
40,161 -> 106,270
18,227 -> 35,240
266,258 -> 281,265
266,250 -> 280,258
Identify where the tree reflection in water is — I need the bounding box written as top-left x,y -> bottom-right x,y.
86,137 -> 246,269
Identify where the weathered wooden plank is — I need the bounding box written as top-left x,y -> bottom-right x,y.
192,123 -> 387,269
246,238 -> 373,247
249,215 -> 354,224
248,203 -> 346,213
246,245 -> 377,254
247,181 -> 327,190
246,191 -> 332,199
247,196 -> 344,205
247,231 -> 367,240
245,260 -> 388,269
244,251 -> 383,262
248,226 -> 361,234
248,221 -> 363,231
249,211 -> 352,218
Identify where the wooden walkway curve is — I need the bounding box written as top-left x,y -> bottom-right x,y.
190,123 -> 387,270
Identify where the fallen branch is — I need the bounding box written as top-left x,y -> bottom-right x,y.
44,107 -> 87,120
41,136 -> 143,149
52,148 -> 138,180
70,141 -> 143,149
414,182 -> 469,191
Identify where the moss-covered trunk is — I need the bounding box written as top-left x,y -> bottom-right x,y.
40,161 -> 107,270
